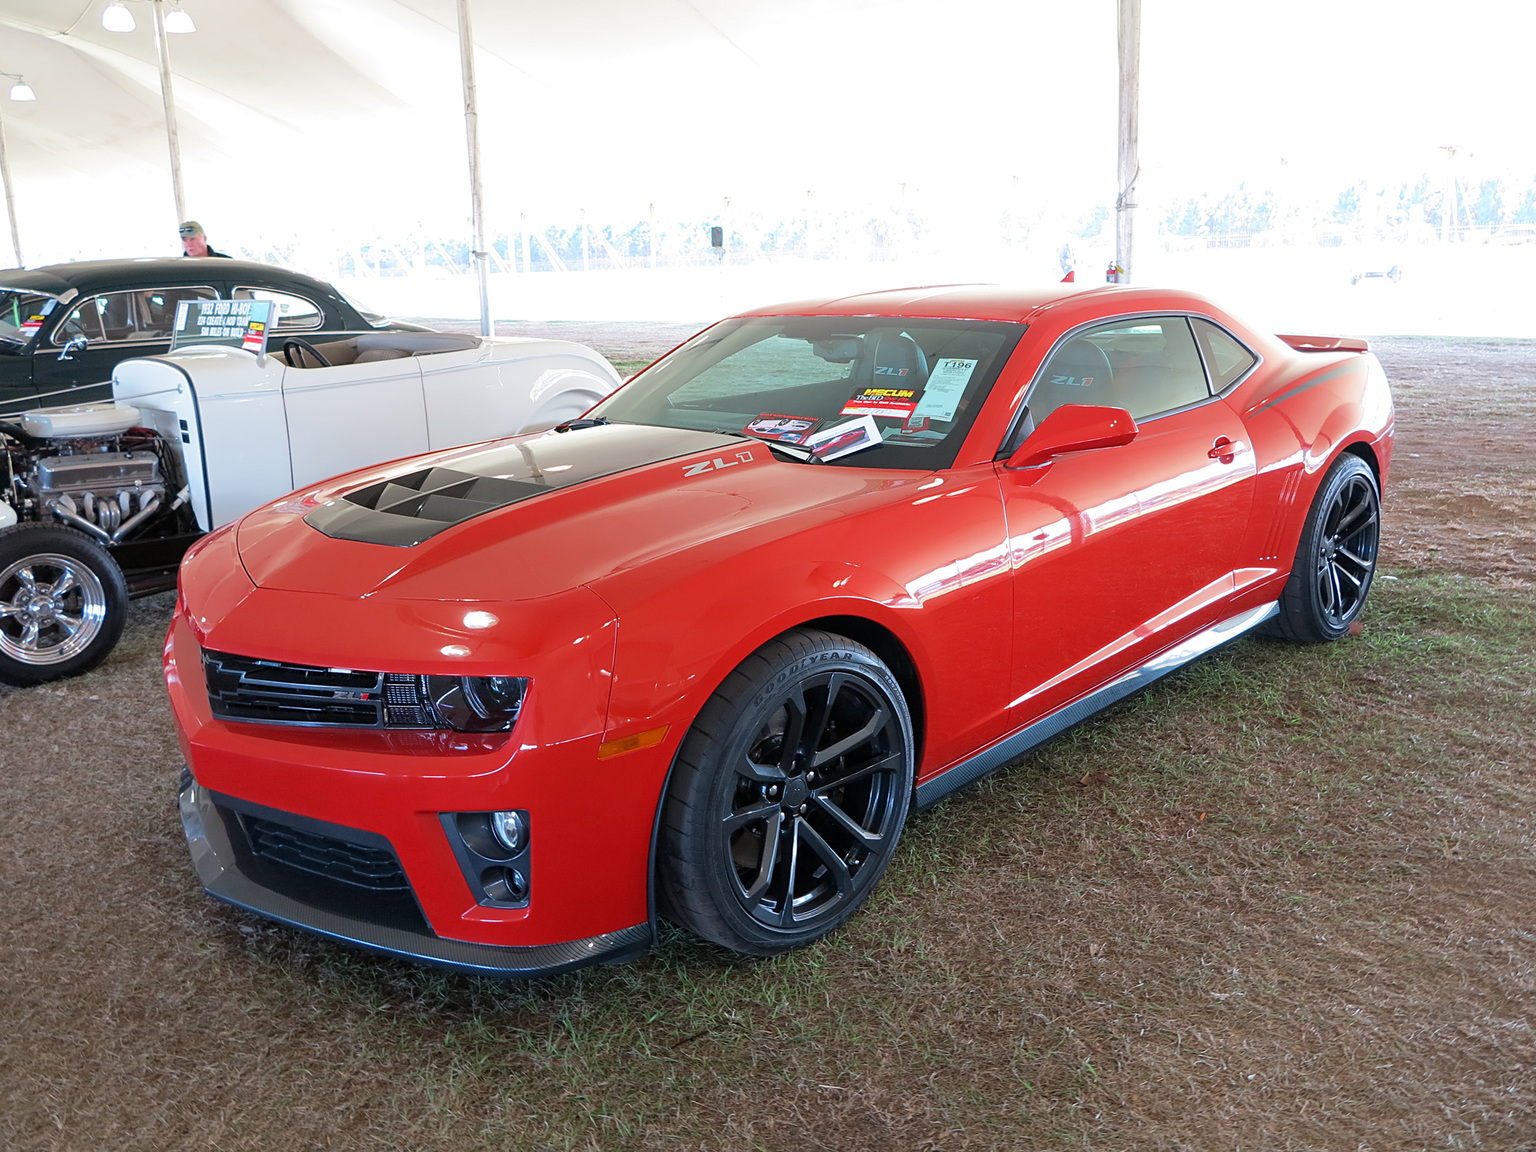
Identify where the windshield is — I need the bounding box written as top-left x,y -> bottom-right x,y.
0,289 -> 59,346
590,315 -> 1025,469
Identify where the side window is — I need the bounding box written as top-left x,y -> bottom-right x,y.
141,287 -> 219,336
233,287 -> 323,330
54,287 -> 217,344
55,297 -> 110,343
1191,317 -> 1258,391
1024,315 -> 1210,425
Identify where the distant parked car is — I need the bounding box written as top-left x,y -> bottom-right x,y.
0,258 -> 430,414
1489,225 -> 1536,245
1350,264 -> 1403,285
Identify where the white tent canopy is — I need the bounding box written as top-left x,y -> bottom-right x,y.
0,0 -> 1120,266
0,1 -> 1531,333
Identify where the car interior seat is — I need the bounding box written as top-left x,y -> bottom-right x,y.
1025,337 -> 1115,423
858,329 -> 930,391
1104,350 -> 1210,419
273,333 -> 482,368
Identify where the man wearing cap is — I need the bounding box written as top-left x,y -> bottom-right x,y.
179,221 -> 230,258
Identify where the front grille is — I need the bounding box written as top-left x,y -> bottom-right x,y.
242,813 -> 410,891
384,677 -> 434,728
204,649 -> 386,726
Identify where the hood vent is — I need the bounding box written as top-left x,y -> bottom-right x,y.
303,423 -> 744,547
307,466 -> 545,547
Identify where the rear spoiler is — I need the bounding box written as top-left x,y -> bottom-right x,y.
1277,333 -> 1370,353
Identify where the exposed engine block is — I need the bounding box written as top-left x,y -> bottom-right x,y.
29,450 -> 165,542
0,401 -> 177,545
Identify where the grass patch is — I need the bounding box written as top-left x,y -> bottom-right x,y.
3,569 -> 1533,1150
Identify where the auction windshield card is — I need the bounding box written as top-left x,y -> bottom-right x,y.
840,387 -> 919,419
806,415 -> 881,461
171,299 -> 276,354
912,357 -> 979,422
743,413 -> 822,444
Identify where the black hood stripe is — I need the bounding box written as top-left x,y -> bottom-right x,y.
304,423 -> 745,547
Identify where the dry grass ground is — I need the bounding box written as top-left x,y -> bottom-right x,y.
1,335 -> 1533,1151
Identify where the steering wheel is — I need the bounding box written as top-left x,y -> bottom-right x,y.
282,336 -> 331,368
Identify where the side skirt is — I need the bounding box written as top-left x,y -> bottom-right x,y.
914,601 -> 1278,811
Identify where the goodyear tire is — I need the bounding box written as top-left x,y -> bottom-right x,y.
1267,454 -> 1381,643
657,629 -> 913,955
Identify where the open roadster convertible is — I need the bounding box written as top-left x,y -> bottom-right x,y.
0,331 -> 620,684
165,283 -> 1393,975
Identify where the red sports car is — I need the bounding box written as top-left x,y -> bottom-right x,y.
167,285 -> 1392,975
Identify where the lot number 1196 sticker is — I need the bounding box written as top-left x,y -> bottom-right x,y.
912,358 -> 978,422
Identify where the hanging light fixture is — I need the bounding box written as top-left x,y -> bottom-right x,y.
163,5 -> 195,34
8,79 -> 35,101
101,2 -> 136,32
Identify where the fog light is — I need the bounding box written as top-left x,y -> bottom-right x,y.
481,866 -> 528,904
490,809 -> 527,854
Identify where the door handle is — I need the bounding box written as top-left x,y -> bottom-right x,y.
1208,438 -> 1244,461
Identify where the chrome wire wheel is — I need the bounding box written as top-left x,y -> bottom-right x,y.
722,670 -> 908,929
1315,471 -> 1380,630
0,552 -> 109,667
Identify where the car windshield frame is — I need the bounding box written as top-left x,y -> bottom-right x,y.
589,315 -> 1027,470
0,287 -> 62,347
332,283 -> 393,329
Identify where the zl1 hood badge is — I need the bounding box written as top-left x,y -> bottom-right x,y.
682,450 -> 754,477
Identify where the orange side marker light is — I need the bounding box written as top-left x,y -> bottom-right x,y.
597,725 -> 670,760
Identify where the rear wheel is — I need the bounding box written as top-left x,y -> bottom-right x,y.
1268,454 -> 1380,643
0,524 -> 128,686
658,629 -> 914,955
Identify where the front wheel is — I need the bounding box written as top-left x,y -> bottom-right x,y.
657,629 -> 914,956
1267,453 -> 1381,643
0,524 -> 128,686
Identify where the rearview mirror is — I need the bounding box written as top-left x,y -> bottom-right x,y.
1005,403 -> 1137,469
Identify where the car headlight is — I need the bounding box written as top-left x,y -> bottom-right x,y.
386,674 -> 528,732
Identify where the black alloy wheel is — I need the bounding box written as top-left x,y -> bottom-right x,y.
659,629 -> 914,955
1268,453 -> 1381,643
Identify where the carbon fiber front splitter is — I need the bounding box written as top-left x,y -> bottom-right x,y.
178,770 -> 651,978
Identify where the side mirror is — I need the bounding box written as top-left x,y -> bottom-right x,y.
56,334 -> 88,362
1005,403 -> 1137,469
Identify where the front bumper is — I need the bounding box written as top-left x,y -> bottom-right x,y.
164,531 -> 676,977
178,768 -> 651,977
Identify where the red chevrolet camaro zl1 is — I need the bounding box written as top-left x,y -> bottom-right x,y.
167,284 -> 1393,976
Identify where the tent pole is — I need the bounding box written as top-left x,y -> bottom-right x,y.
456,0 -> 492,338
150,0 -> 186,227
0,110 -> 22,265
1115,0 -> 1140,283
